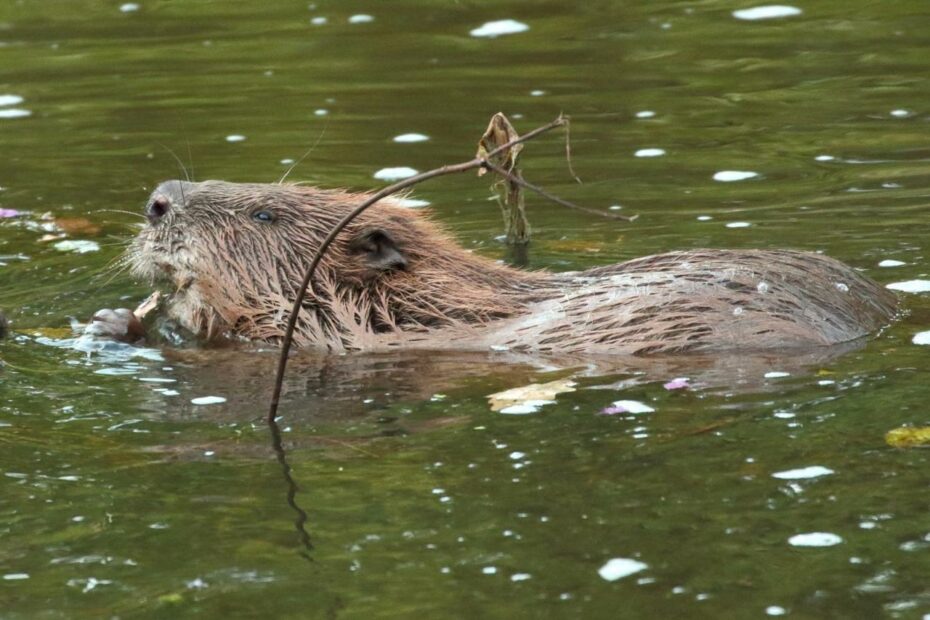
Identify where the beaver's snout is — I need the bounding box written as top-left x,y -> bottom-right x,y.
145,180 -> 194,224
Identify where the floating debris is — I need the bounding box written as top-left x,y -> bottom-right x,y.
885,426 -> 930,448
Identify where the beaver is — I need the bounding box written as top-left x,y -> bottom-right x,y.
95,179 -> 897,355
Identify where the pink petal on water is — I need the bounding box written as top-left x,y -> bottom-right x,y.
599,405 -> 629,415
0,208 -> 20,218
663,377 -> 690,390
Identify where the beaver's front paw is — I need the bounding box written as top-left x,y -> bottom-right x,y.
82,308 -> 146,343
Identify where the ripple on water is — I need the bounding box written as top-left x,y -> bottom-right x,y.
788,532 -> 843,547
732,6 -> 802,21
469,19 -> 529,38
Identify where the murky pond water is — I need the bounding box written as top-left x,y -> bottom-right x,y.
2,1 -> 929,617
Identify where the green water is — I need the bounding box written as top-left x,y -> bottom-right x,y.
2,1 -> 929,617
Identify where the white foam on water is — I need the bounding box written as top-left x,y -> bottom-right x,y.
887,280 -> 930,293
470,19 -> 529,38
225,134 -> 246,142
733,5 -> 802,20
374,167 -> 418,181
0,95 -> 24,106
772,466 -> 834,480
878,259 -> 905,267
815,155 -> 835,161
635,148 -> 666,158
764,371 -> 790,378
890,109 -> 911,118
912,331 -> 930,345
348,14 -> 373,24
598,558 -> 648,582
393,133 -> 429,143
714,170 -> 758,182
610,400 -> 655,414
120,3 -> 140,12
635,110 -> 655,118
191,396 -> 226,405
726,221 -> 752,228
788,532 -> 843,547
697,215 -> 713,221
53,240 -> 100,254
311,16 -> 327,25
0,109 -> 31,119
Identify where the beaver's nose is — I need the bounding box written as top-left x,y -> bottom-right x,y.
145,180 -> 193,225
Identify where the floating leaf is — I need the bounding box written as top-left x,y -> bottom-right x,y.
487,378 -> 576,412
54,217 -> 101,235
885,426 -> 930,449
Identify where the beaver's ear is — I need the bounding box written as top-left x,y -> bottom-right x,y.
348,228 -> 408,272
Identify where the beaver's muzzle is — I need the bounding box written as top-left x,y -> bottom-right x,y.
145,180 -> 194,225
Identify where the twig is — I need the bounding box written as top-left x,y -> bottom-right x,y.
266,114 -> 634,422
483,161 -> 637,222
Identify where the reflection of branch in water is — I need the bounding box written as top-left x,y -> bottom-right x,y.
267,417 -> 314,561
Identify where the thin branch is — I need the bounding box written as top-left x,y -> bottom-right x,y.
266,114 -> 633,422
482,161 -> 637,222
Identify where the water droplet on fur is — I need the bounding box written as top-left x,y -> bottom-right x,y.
757,282 -> 769,293
835,282 -> 849,292
733,307 -> 744,316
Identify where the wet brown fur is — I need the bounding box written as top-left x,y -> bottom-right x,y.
128,180 -> 898,355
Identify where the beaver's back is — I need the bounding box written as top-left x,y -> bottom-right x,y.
486,249 -> 897,355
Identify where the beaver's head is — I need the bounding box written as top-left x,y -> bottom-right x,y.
128,180 -> 541,348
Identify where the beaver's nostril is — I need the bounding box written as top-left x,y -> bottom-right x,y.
147,195 -> 170,224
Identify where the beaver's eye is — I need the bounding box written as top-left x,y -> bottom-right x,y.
252,210 -> 276,223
